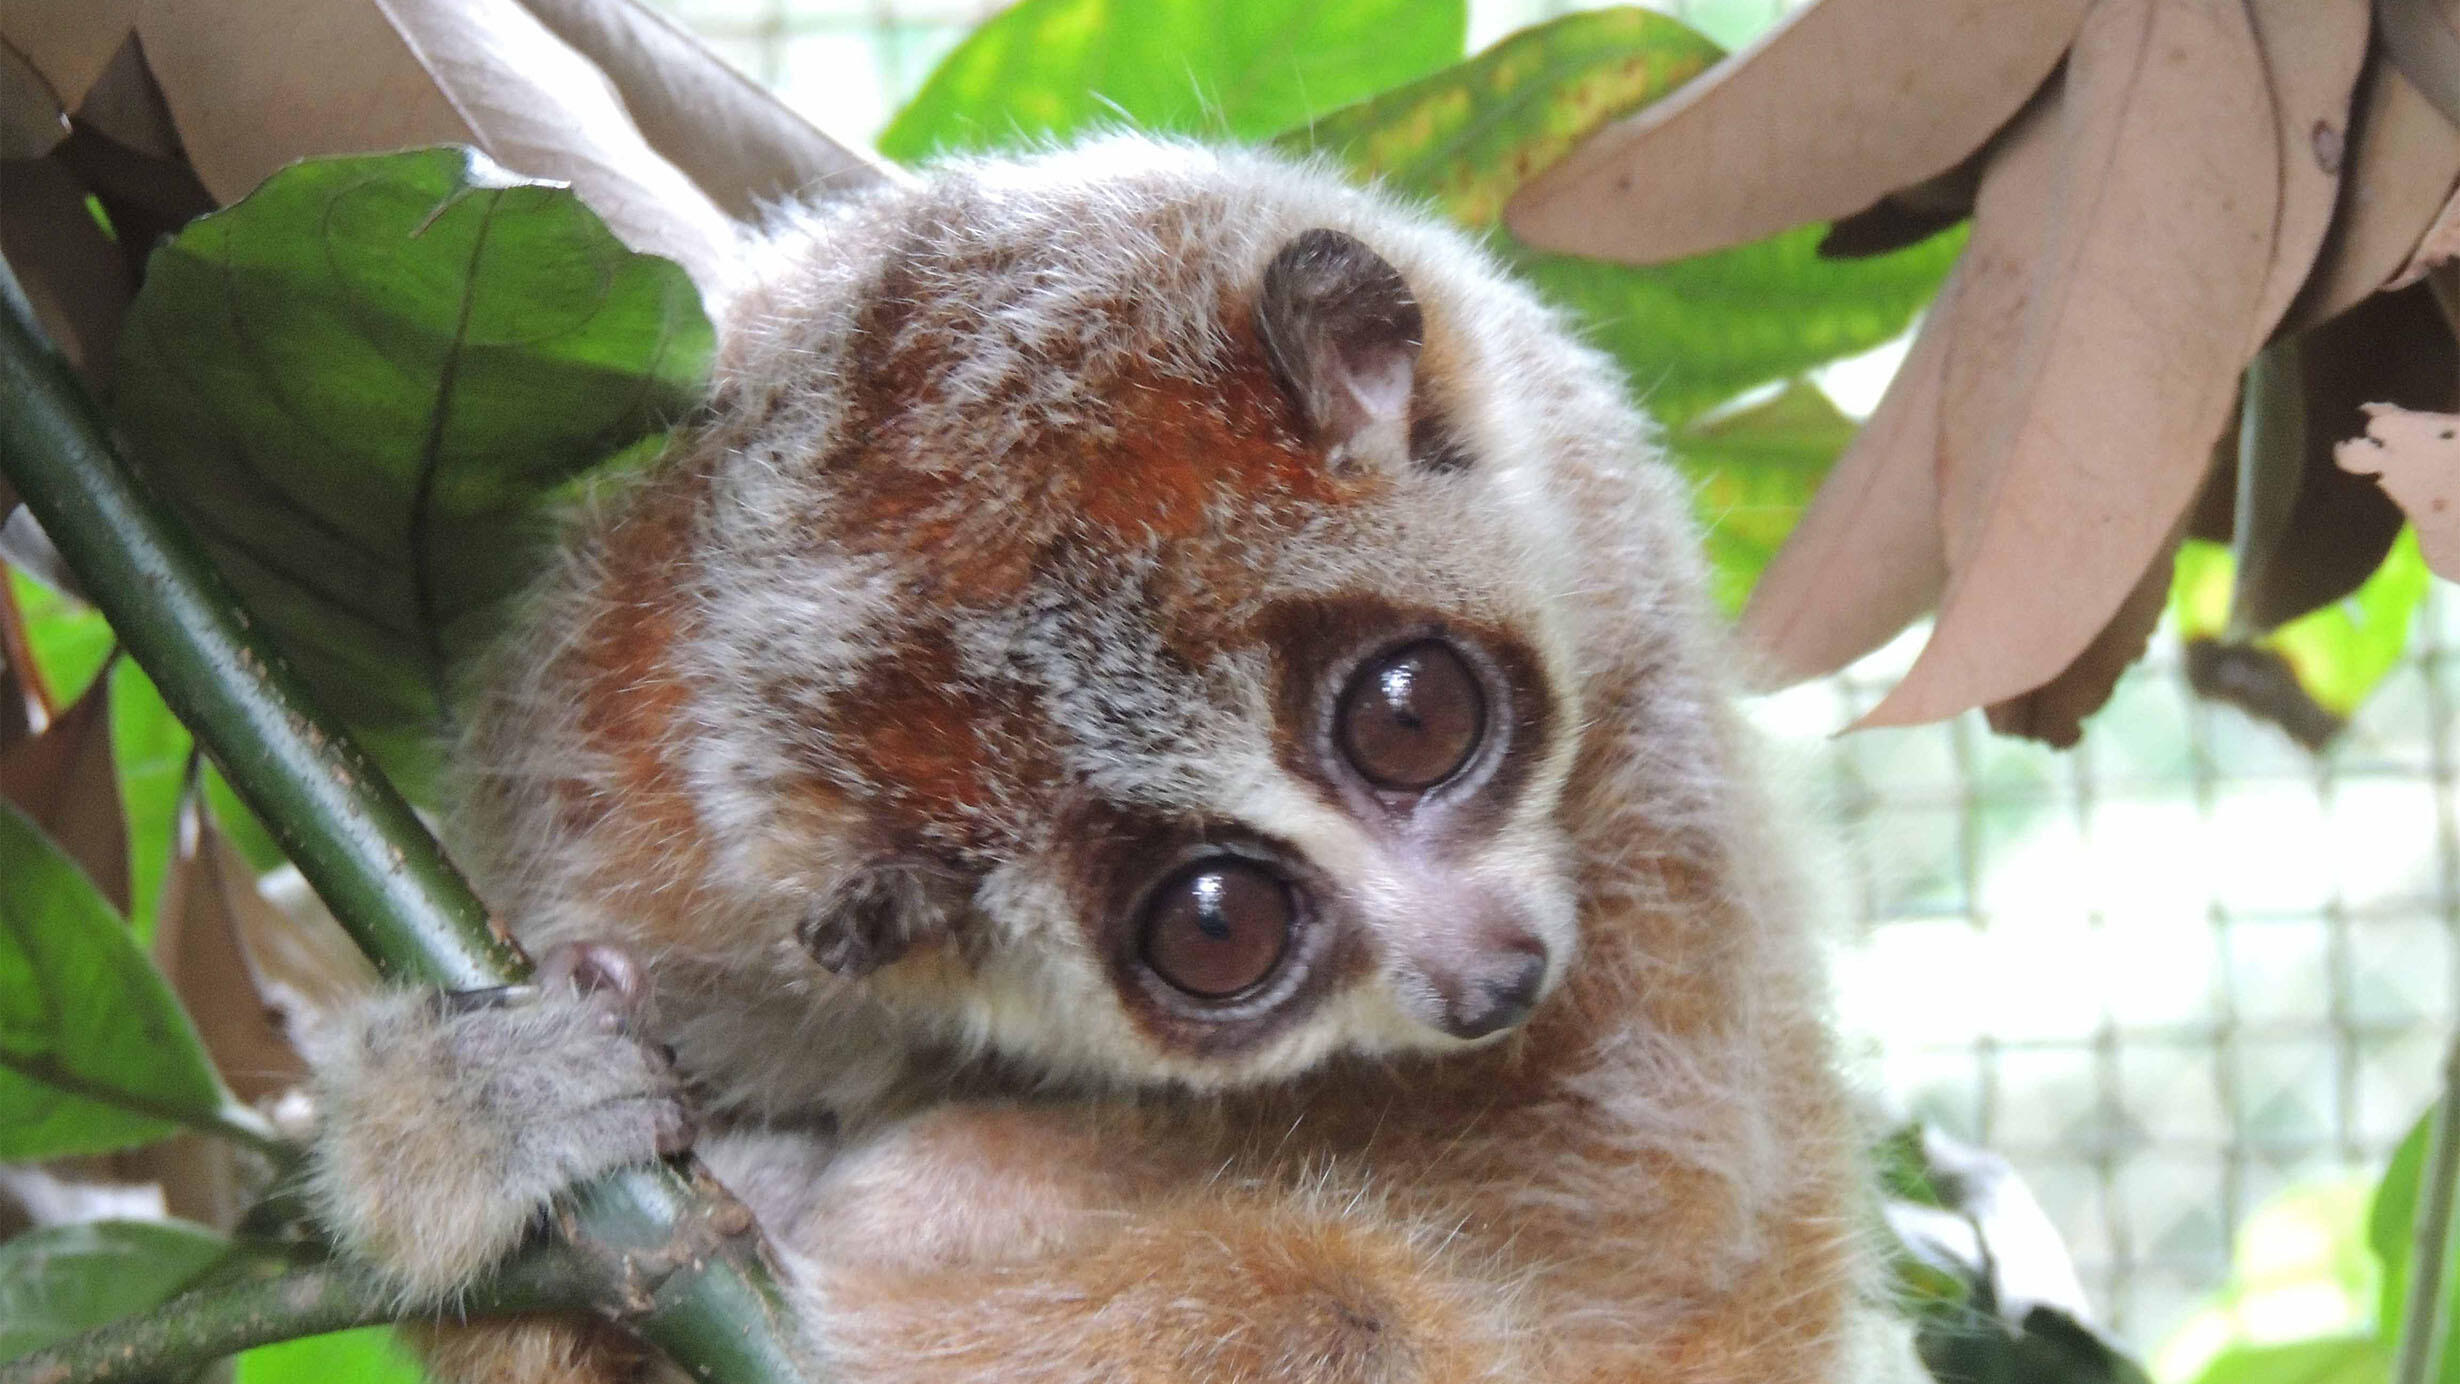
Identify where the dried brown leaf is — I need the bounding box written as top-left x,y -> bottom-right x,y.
2283,40 -> 2460,332
0,0 -> 137,116
153,813 -> 308,1105
1864,0 -> 2277,728
2336,403 -> 2460,579
2184,638 -> 2343,749
0,679 -> 130,911
365,0 -> 747,295
2391,182 -> 2460,288
0,155 -> 134,390
1983,526 -> 2181,748
1,37 -> 69,158
135,0 -> 466,204
517,0 -> 894,214
1737,268 -> 1958,687
2242,0 -> 2372,344
1503,0 -> 2090,264
2237,284 -> 2451,628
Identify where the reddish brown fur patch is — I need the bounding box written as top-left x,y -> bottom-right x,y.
562,469 -> 709,862
828,626 -> 1014,850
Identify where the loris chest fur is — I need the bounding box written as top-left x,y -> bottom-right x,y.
311,135 -> 1877,1383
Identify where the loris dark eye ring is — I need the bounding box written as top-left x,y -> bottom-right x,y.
1139,859 -> 1296,999
1336,640 -> 1485,792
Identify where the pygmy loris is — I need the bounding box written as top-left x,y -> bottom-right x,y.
304,136 -> 1875,1382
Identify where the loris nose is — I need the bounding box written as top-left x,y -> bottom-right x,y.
1438,949 -> 1547,1040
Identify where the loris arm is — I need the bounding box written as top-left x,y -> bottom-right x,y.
765,1104 -> 1523,1384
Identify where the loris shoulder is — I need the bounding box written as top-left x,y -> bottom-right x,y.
304,135 -> 1877,1383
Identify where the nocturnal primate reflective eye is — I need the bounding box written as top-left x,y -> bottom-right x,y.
1337,641 -> 1485,791
1139,859 -> 1295,998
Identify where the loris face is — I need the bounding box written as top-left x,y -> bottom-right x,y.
619,145 -> 1622,1095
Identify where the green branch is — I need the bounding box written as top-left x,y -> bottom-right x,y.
0,1240 -> 603,1384
2394,1041 -> 2460,1384
0,257 -> 820,1381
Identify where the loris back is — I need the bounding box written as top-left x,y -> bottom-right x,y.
308,137 -> 1876,1382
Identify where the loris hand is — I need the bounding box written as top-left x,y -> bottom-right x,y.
303,943 -> 695,1300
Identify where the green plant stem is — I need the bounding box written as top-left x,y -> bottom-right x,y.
0,256 -> 820,1382
0,1241 -> 602,1384
2394,1040 -> 2460,1384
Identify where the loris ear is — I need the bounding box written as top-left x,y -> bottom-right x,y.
1257,228 -> 1422,471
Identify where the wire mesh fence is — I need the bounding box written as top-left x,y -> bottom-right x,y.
651,0 -> 2460,1357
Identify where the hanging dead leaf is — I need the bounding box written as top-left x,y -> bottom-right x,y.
1819,143 -> 1991,261
0,0 -> 138,117
1933,79 -> 2062,571
2283,48 -> 2460,333
2336,403 -> 2460,579
1984,525 -> 2182,747
2236,285 -> 2451,629
358,0 -> 742,293
1503,0 -> 2091,264
2184,639 -> 2344,749
0,156 -> 134,390
0,677 -> 130,911
1738,266 -> 1958,687
153,808 -> 308,1105
135,0 -> 465,201
1863,0 -> 2277,728
1,36 -> 69,158
2391,182 -> 2460,288
26,0 -> 886,304
2241,0 -> 2372,345
514,0 -> 896,213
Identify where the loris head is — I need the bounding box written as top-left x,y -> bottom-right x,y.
480,139 -> 1704,1102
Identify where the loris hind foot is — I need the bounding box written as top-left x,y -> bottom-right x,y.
304,943 -> 696,1301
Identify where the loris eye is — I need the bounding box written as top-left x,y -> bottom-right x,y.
1337,641 -> 1485,791
1139,859 -> 1295,999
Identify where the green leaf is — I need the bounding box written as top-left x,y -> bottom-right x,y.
2187,1337 -> 2393,1384
0,1219 -> 231,1362
1917,1305 -> 2155,1384
8,568 -> 113,708
1279,8 -> 1962,428
110,660 -> 191,942
2172,529 -> 2430,722
236,1326 -> 426,1384
2369,1103 -> 2459,1366
878,0 -> 1466,161
1667,381 -> 1859,615
1513,228 -> 1962,428
202,763 -> 287,874
0,796 -> 230,1157
1276,7 -> 1721,228
112,146 -> 711,802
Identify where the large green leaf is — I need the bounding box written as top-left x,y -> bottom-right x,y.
879,0 -> 1466,162
1668,381 -> 1860,615
1278,8 -> 1721,228
1514,229 -> 1961,428
2369,1104 -> 2459,1371
8,568 -> 112,708
236,1326 -> 425,1384
110,661 -> 190,940
113,147 -> 710,800
0,796 -> 229,1158
0,1219 -> 231,1362
2187,1338 -> 2391,1384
